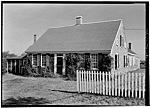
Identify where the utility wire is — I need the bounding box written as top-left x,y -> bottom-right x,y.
124,28 -> 146,30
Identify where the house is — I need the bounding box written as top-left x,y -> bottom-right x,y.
6,16 -> 140,75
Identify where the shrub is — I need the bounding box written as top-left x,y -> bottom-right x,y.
98,54 -> 114,72
65,53 -> 80,80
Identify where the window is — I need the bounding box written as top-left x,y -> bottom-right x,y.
120,35 -> 124,47
33,54 -> 37,66
120,35 -> 122,46
115,54 -> 117,70
91,54 -> 98,69
124,55 -> 126,67
118,54 -> 119,68
115,54 -> 119,70
42,54 -> 46,66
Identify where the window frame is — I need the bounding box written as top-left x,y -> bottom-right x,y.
91,53 -> 98,70
42,54 -> 46,67
32,54 -> 37,66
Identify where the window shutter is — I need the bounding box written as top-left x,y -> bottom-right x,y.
98,53 -> 103,71
84,53 -> 90,70
37,54 -> 40,66
46,54 -> 50,67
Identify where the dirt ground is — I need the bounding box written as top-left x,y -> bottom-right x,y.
2,70 -> 145,106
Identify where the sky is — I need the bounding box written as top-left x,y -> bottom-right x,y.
3,3 -> 145,60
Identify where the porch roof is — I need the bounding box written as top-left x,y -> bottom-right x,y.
25,20 -> 121,53
128,48 -> 137,55
7,54 -> 27,60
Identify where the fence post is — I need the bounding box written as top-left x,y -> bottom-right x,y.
128,72 -> 130,97
109,72 -> 111,96
132,72 -> 134,98
121,73 -> 124,97
142,73 -> 145,98
135,73 -> 138,98
97,71 -> 99,94
100,71 -> 102,94
139,73 -> 141,98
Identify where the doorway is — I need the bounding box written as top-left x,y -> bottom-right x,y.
57,57 -> 63,75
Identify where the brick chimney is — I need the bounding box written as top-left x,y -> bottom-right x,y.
34,34 -> 36,43
129,43 -> 131,50
76,16 -> 83,25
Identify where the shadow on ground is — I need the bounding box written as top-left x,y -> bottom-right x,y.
2,97 -> 50,105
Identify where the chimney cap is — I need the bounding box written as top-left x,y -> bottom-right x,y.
76,16 -> 83,19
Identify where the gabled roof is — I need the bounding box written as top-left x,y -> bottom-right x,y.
128,48 -> 137,55
25,20 -> 121,53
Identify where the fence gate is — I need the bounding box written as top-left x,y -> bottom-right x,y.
76,70 -> 145,99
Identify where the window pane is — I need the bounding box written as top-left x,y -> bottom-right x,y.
42,54 -> 46,66
91,54 -> 98,69
115,54 -> 117,70
33,55 -> 37,66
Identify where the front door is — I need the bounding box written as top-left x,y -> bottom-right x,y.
57,57 -> 63,75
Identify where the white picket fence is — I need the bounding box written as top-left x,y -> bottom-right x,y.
76,70 -> 145,99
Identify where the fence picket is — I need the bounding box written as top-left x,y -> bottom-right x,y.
142,73 -> 145,98
100,72 -> 102,94
139,73 -> 141,98
125,73 -> 127,97
97,71 -> 99,94
106,72 -> 108,95
77,70 -> 79,92
84,70 -> 86,92
79,71 -> 81,92
103,72 -> 105,95
121,74 -> 124,97
87,71 -> 89,93
118,72 -> 120,96
115,71 -> 117,96
94,71 -> 97,93
109,72 -> 111,96
128,72 -> 130,97
112,72 -> 114,96
89,71 -> 91,93
135,73 -> 138,98
92,71 -> 94,93
132,72 -> 134,98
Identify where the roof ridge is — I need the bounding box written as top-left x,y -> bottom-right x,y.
47,19 -> 122,30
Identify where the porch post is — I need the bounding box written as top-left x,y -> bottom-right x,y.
11,60 -> 12,71
7,60 -> 8,73
62,54 -> 66,75
41,54 -> 42,66
32,54 -> 34,66
15,60 -> 16,74
19,60 -> 20,74
54,54 -> 57,74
